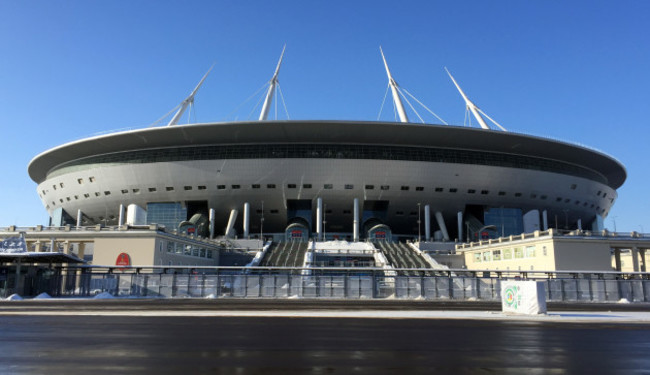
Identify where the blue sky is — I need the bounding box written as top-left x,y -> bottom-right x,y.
1,1 -> 648,232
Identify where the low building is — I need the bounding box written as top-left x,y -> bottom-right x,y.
457,229 -> 650,273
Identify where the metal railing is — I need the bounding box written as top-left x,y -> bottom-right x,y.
5,266 -> 648,303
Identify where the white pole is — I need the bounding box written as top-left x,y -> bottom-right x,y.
117,204 -> 124,227
380,47 -> 409,123
243,202 -> 250,238
76,209 -> 83,228
436,212 -> 449,241
457,211 -> 463,242
167,65 -> 214,126
542,210 -> 548,231
209,208 -> 215,239
259,45 -> 286,121
225,209 -> 238,238
353,198 -> 359,242
316,197 -> 323,241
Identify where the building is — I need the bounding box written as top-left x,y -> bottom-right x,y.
27,49 -> 626,248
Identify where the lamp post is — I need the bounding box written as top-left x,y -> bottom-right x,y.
323,204 -> 327,241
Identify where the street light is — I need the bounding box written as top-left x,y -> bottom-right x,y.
323,204 -> 327,241
260,200 -> 264,247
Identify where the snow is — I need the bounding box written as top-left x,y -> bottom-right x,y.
93,292 -> 114,299
6,294 -> 23,300
34,293 -> 51,299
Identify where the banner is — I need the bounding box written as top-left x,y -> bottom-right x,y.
0,237 -> 27,254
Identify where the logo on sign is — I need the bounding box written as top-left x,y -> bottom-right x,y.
503,286 -> 521,310
116,252 -> 131,268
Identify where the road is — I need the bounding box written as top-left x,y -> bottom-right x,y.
0,300 -> 649,374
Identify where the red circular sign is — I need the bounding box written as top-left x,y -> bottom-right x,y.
116,252 -> 131,268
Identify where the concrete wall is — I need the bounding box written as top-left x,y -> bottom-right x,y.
93,237 -> 157,266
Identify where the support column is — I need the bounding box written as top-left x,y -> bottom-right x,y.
316,197 -> 323,241
75,243 -> 86,291
225,209 -> 238,238
457,211 -> 463,242
640,249 -> 647,273
631,247 -> 640,272
76,209 -> 83,228
542,210 -> 548,231
435,212 -> 450,241
117,204 -> 125,226
209,208 -> 215,239
614,248 -> 622,271
243,202 -> 250,239
424,205 -> 431,241
353,198 -> 359,242
577,218 -> 582,231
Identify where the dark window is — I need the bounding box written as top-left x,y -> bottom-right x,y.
467,189 -> 476,194
365,185 -> 374,190
514,192 -> 522,197
564,198 -> 571,203
396,211 -> 404,215
540,195 -> 547,200
287,184 -> 297,189
132,188 -> 140,193
267,184 -> 276,189
148,188 -> 156,192
217,185 -> 226,189
270,209 -> 279,214
89,177 -> 95,183
232,185 -> 241,189
556,197 -> 562,202
84,193 -> 90,198
416,186 -> 424,191
570,184 -> 577,190
597,191 -> 602,196
343,210 -> 351,214
66,197 -> 70,201
166,187 -> 174,191
198,186 -> 207,190
77,178 -> 83,184
401,186 -> 409,191
530,194 -> 537,199
184,186 -> 192,190
345,184 -> 354,189
435,187 -> 443,192
481,190 -> 489,195
498,191 -> 506,196
121,189 -> 128,194
449,188 -> 457,193
380,185 -> 389,190
409,211 -> 417,216
324,184 -> 333,189
302,184 -> 312,189
252,184 -> 260,189
94,192 -> 100,197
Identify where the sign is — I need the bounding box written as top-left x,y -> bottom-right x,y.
501,280 -> 547,315
116,252 -> 131,268
0,237 -> 27,254
291,230 -> 303,238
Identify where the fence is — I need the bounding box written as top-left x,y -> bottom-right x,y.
15,266 -> 648,303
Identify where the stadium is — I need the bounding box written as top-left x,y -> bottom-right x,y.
27,49 -> 626,247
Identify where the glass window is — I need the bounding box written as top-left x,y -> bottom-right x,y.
543,246 -> 547,256
492,250 -> 501,261
514,247 -> 523,258
166,187 -> 174,191
200,248 -> 206,258
380,185 -> 389,190
324,184 -> 333,189
474,253 -> 481,262
503,248 -> 512,259
207,250 -> 213,259
526,246 -> 536,257
365,185 -> 374,190
482,251 -> 491,262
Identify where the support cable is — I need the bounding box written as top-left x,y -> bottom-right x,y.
278,83 -> 290,120
476,107 -> 507,131
377,83 -> 390,120
397,86 -> 425,124
150,103 -> 182,127
225,82 -> 269,121
247,85 -> 268,120
401,88 -> 448,125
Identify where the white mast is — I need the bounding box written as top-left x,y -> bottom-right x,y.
445,67 -> 507,131
259,45 -> 286,121
167,65 -> 214,126
380,47 -> 409,123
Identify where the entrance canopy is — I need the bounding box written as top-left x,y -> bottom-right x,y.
0,252 -> 85,264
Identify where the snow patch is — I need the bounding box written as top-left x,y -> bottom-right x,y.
618,298 -> 631,304
93,292 -> 115,299
6,294 -> 23,301
34,293 -> 52,299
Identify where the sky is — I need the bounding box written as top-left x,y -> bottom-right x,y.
0,1 -> 648,232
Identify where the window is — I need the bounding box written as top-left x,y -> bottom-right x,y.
597,190 -> 601,196
59,199 -> 63,203
60,183 -> 64,188
217,185 -> 226,190
74,195 -> 78,200
184,186 -> 192,190
435,187 -> 443,192
498,191 -> 506,196
270,209 -> 279,214
365,185 -> 375,190
121,189 -> 128,194
467,189 -> 475,194
396,211 -> 404,215
287,184 -> 297,189
380,185 -> 389,190
530,194 -> 537,199
416,186 -> 424,191
474,253 -> 481,262
570,184 -> 577,190
53,185 -> 57,190
525,246 -> 535,257
89,177 -> 95,183
514,247 -> 523,258
543,246 -> 547,256
493,250 -> 501,261
514,192 -> 522,197
540,195 -> 547,200
148,188 -> 156,192
324,184 -> 333,189
252,184 -> 260,189
503,248 -> 512,260
84,193 -> 90,198
343,210 -> 351,214
344,184 -> 354,189
482,251 -> 491,262
77,178 -> 83,184
132,188 -> 140,193
556,197 -> 562,202
207,250 -> 213,259
232,185 -> 241,189
198,186 -> 207,190
302,184 -> 312,189
94,192 -> 100,197
167,242 -> 175,253
267,184 -> 276,189
449,188 -> 457,193
481,190 -> 489,195
166,187 -> 174,191
401,186 -> 409,191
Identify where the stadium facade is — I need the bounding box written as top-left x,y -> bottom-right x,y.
27,50 -> 626,245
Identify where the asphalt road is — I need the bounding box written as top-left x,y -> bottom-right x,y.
1,300 -> 649,374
